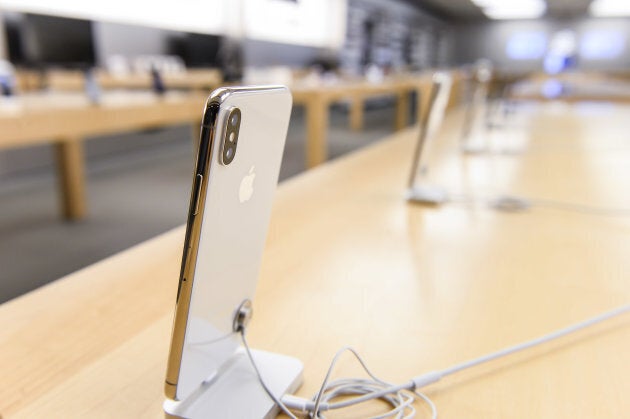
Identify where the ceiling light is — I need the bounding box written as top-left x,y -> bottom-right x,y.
484,6 -> 546,20
590,0 -> 630,17
472,0 -> 547,20
471,0 -> 500,6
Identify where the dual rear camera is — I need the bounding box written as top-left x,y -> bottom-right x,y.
222,107 -> 241,165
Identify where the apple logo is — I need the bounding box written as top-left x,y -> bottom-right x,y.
239,166 -> 256,203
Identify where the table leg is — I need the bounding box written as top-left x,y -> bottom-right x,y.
349,95 -> 364,131
55,139 -> 87,220
305,96 -> 329,169
395,91 -> 410,131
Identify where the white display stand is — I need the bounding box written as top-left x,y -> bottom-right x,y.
164,348 -> 303,418
461,142 -> 487,155
406,186 -> 448,205
406,73 -> 452,207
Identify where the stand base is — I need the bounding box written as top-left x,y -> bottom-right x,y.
489,195 -> 531,212
461,143 -> 488,155
406,186 -> 448,205
164,348 -> 303,419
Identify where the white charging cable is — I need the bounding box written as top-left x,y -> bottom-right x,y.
241,304 -> 630,418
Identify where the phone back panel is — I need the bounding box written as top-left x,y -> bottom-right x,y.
175,86 -> 292,400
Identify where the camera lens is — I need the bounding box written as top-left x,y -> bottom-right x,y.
222,108 -> 240,165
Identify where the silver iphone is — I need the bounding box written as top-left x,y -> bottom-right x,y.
165,86 -> 292,402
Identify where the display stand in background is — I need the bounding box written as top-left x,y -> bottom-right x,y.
84,68 -> 102,104
460,61 -> 492,154
406,72 -> 452,205
0,60 -> 16,97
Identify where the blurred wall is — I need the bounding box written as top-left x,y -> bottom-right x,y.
342,0 -> 450,73
92,0 -> 450,70
92,22 -> 324,69
94,22 -> 172,63
0,0 -> 450,182
241,39 -> 321,67
452,18 -> 630,72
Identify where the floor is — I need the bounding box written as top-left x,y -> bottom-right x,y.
0,105 -> 401,303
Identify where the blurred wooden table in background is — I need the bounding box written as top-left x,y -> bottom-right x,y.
291,74 -> 435,168
511,72 -> 630,103
0,91 -> 206,220
39,68 -> 223,92
0,74 -> 436,220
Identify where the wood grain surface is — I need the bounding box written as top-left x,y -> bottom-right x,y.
1,102 -> 629,418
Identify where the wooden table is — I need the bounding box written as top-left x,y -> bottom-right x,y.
43,69 -> 223,92
43,69 -> 436,167
511,72 -> 630,103
0,91 -> 207,220
1,102 -> 628,418
0,76 -> 435,220
291,75 -> 434,168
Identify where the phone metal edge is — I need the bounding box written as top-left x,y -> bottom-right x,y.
164,96 -> 219,400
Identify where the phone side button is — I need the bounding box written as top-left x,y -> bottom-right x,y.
193,174 -> 203,216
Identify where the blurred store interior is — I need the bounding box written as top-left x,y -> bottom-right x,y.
0,0 -> 628,301
2,1 -> 630,417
